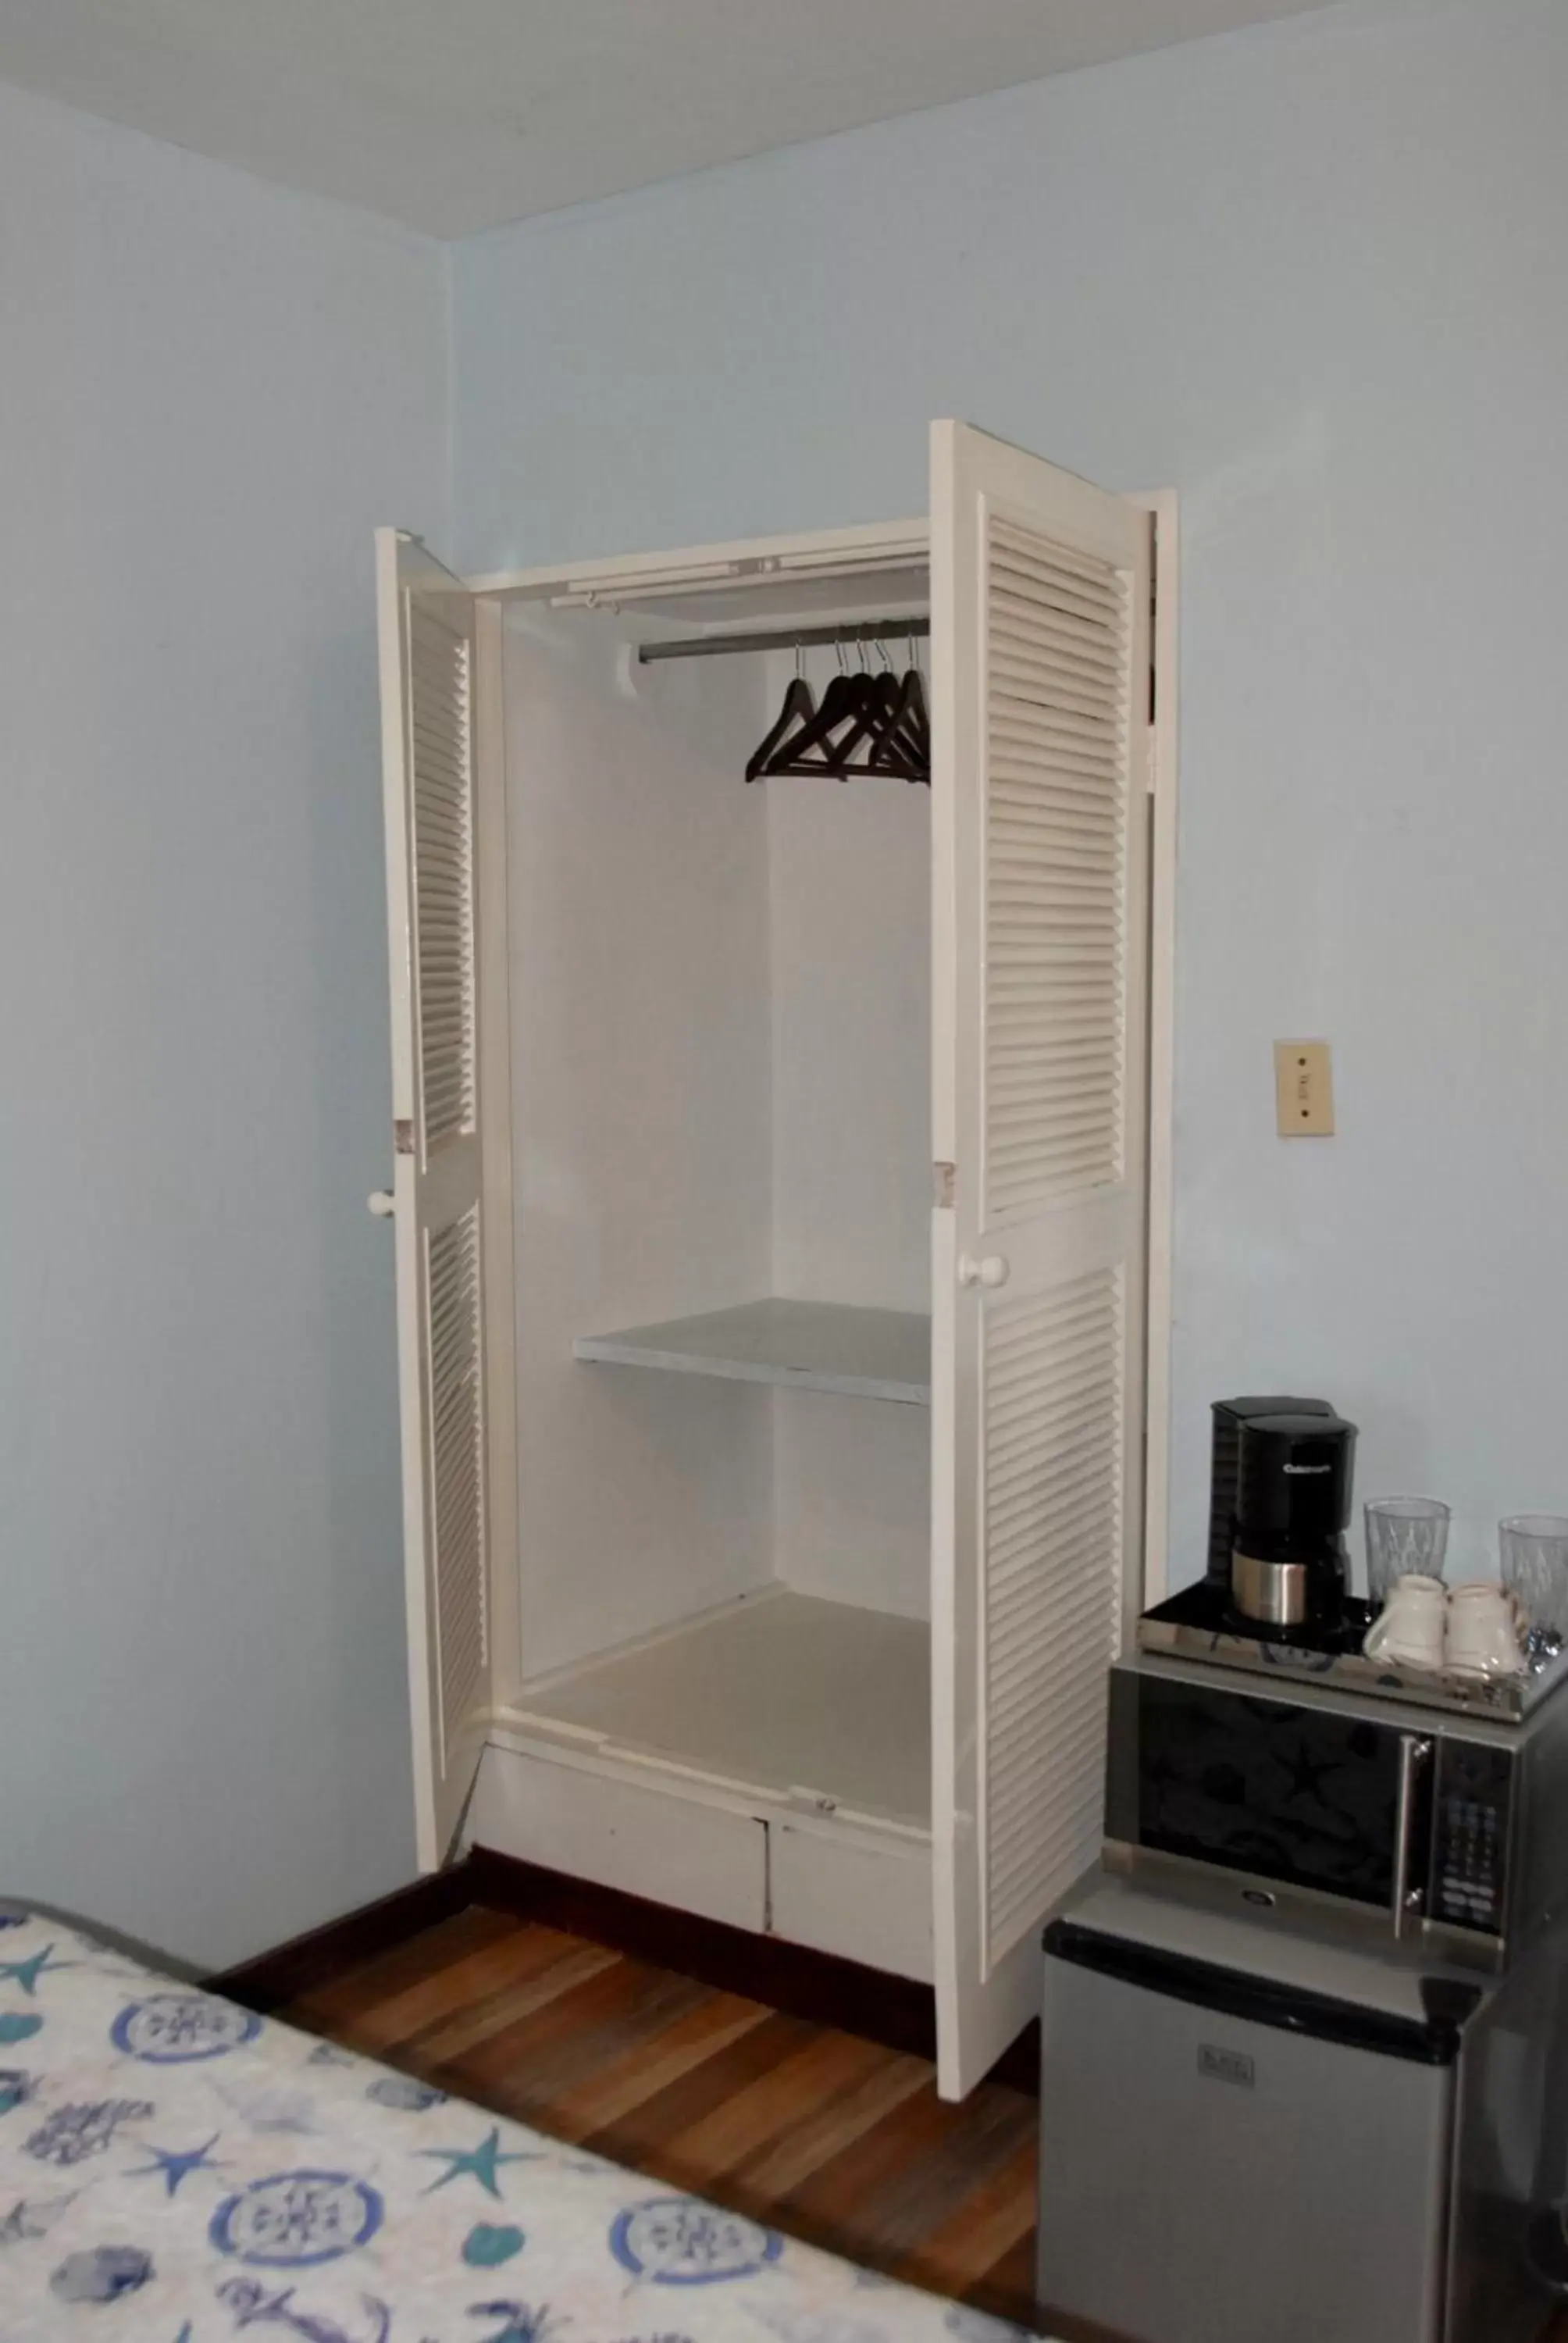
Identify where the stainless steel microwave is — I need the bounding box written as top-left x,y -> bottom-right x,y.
1104,1653 -> 1568,1967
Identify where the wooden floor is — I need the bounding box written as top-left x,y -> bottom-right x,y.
283,1901 -> 1040,2327
280,1900 -> 1568,2343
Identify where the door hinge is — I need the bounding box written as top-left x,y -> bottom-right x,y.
394,1118 -> 415,1156
933,1161 -> 957,1209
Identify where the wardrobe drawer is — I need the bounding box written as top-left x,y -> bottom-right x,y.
769,1821 -> 932,1982
469,1745 -> 768,1931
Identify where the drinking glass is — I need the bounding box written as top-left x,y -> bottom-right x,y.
1364,1498 -> 1451,1606
1499,1515 -> 1568,1641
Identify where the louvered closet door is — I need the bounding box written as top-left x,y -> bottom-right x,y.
930,425 -> 1151,2099
375,530 -> 490,1870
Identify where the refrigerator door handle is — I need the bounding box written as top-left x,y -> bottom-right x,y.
1392,1734 -> 1434,1938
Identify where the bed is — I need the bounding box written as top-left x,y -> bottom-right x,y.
0,1903 -> 1033,2342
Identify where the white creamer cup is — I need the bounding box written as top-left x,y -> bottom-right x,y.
1363,1573 -> 1447,1669
1447,1581 -> 1526,1678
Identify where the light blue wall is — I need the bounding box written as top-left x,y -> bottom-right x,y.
0,80 -> 449,1967
5,0 -> 1563,1965
454,0 -> 1568,1583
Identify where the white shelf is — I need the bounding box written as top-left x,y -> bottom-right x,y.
516,1589 -> 931,1829
573,1296 -> 930,1406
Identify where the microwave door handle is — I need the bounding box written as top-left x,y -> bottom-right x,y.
1392,1734 -> 1434,1938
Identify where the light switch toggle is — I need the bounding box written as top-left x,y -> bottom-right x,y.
1275,1041 -> 1335,1137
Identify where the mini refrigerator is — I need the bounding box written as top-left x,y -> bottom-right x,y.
1036,1867 -> 1564,2343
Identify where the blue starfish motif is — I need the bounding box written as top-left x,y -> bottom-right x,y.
417,2125 -> 532,2199
0,1946 -> 73,1997
127,2133 -> 224,2196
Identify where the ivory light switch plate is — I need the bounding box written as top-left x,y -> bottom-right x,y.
1275,1041 -> 1335,1136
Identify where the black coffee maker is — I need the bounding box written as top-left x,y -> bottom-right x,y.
1208,1396 -> 1358,1633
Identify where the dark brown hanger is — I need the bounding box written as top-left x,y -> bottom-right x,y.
869,668 -> 930,782
747,640 -> 930,785
744,668 -> 816,782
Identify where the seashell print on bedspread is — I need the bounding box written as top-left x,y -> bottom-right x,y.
0,1906 -> 1039,2342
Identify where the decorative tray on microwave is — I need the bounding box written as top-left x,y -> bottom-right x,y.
1138,1580 -> 1568,1723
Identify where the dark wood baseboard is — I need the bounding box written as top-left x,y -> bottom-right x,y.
212,1862 -> 476,2013
465,1845 -> 1041,2094
209,1842 -> 1039,2095
465,1846 -> 936,2052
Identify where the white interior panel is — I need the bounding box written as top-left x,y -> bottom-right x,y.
519,1589 -> 930,1829
469,1744 -> 768,1931
771,1819 -> 934,1982
768,647 -> 937,1631
764,652 -> 932,1621
774,1388 -> 932,1621
505,571 -> 934,1778
622,563 -> 928,627
505,610 -> 776,1675
576,1296 -> 929,1403
767,727 -> 931,1313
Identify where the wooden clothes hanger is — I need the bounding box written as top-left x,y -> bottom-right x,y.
747,637 -> 930,784
744,647 -> 816,783
765,639 -> 871,776
869,667 -> 930,780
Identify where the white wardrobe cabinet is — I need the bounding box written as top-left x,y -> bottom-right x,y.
374,420 -> 1173,2099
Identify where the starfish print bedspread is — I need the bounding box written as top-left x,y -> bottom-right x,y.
0,1905 -> 1035,2343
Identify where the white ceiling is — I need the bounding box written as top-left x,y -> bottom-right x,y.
0,0 -> 1338,239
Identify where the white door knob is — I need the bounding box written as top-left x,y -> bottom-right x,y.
367,1189 -> 396,1218
958,1252 -> 1010,1289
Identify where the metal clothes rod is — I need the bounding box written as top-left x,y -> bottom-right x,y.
637,615 -> 931,665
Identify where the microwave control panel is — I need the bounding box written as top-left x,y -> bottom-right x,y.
1431,1741 -> 1512,1934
